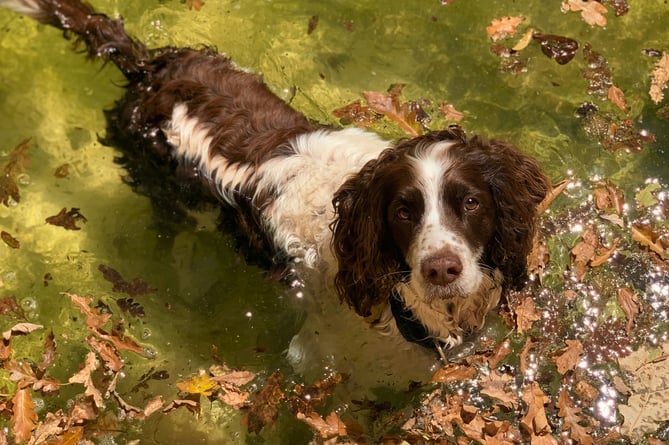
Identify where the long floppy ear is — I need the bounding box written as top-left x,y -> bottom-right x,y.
330,148 -> 404,318
472,138 -> 550,289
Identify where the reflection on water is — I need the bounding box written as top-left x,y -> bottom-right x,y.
1,0 -> 668,443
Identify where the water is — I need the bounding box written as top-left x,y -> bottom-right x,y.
1,0 -> 668,443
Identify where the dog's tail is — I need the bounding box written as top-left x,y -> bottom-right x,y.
1,0 -> 149,76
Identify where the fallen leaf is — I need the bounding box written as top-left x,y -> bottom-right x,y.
557,389 -> 594,445
68,351 -> 104,409
512,28 -> 534,51
86,336 -> 123,372
536,179 -> 570,215
297,411 -> 347,439
432,363 -> 476,383
11,388 -> 38,443
515,295 -> 541,334
143,395 -> 164,417
37,330 -> 57,374
162,399 -> 199,414
176,371 -> 218,396
6,359 -> 37,388
2,322 -> 43,340
487,338 -> 512,369
245,371 -> 285,434
480,371 -> 518,409
520,382 -> 554,440
438,102 -> 464,122
68,294 -> 112,329
332,100 -> 382,127
532,33 -> 579,65
0,138 -> 31,207
649,52 -> 669,104
561,0 -> 607,27
307,15 -> 319,34
363,85 -> 427,136
1,231 -> 20,249
186,0 -> 204,10
553,339 -> 584,375
98,264 -> 156,297
594,181 -> 625,214
608,85 -> 629,112
485,16 -> 524,42
635,182 -> 661,208
45,207 -> 87,230
29,411 -> 65,445
617,287 -> 640,334
631,222 -> 667,259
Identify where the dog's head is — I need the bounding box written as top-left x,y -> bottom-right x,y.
331,127 -> 549,324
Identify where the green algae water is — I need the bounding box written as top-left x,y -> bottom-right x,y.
1,1 -> 669,443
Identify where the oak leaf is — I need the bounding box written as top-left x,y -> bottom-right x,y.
650,52 -> 669,104
553,339 -> 584,375
68,351 -> 104,409
608,85 -> 629,112
45,207 -> 87,230
68,294 -> 112,330
245,371 -> 285,434
297,411 -> 347,439
631,222 -> 667,259
0,138 -> 31,206
86,336 -> 123,372
520,382 -> 554,441
557,389 -> 593,445
617,287 -> 640,334
438,102 -> 464,122
37,330 -> 57,374
561,0 -> 607,27
432,363 -> 476,383
486,16 -> 524,41
162,399 -> 199,414
11,388 -> 38,443
363,84 -> 427,136
515,295 -> 541,334
480,371 -> 518,408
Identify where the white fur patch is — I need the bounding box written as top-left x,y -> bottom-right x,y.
407,141 -> 484,300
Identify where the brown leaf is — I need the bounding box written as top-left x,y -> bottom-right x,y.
520,382 -> 553,439
297,411 -> 348,439
162,398 -> 199,414
561,0 -> 607,27
37,331 -> 57,374
512,28 -> 534,51
553,339 -> 584,375
142,395 -> 164,417
218,388 -> 251,409
594,181 -> 624,214
617,287 -> 640,334
608,85 -> 629,112
95,329 -> 144,354
1,231 -> 20,249
438,102 -> 465,122
30,411 -> 66,445
362,85 -> 427,136
557,389 -> 593,445
45,207 -> 87,230
11,388 -> 38,443
86,336 -> 123,372
186,0 -> 204,10
488,339 -> 512,369
432,363 -> 476,383
631,222 -> 667,259
536,179 -> 570,215
307,15 -> 319,34
515,296 -> 541,334
245,371 -> 285,434
68,399 -> 97,424
68,294 -> 112,330
210,369 -> 256,387
7,359 -> 38,388
649,52 -> 669,104
532,33 -> 579,65
68,351 -> 104,409
486,16 -> 524,41
480,372 -> 518,408
332,100 -> 382,127
0,138 -> 31,207
98,264 -> 156,297
2,322 -> 43,340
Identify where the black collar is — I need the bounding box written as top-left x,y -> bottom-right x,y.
389,290 -> 441,350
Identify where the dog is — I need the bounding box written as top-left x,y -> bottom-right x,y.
1,0 -> 549,375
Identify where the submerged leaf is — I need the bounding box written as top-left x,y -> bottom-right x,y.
45,207 -> 87,230
485,16 -> 524,41
561,0 -> 608,27
0,138 -> 31,207
11,388 -> 38,443
532,33 -> 579,65
650,52 -> 669,104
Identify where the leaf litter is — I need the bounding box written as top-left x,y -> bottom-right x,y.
1,2 -> 668,444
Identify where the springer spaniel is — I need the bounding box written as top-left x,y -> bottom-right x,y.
2,0 -> 549,359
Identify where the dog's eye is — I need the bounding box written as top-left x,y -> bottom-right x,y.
397,207 -> 412,221
464,197 -> 479,211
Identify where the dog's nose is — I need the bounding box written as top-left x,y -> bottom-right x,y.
421,252 -> 463,285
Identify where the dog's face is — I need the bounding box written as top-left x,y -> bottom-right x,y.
332,128 -> 550,329
385,141 -> 498,303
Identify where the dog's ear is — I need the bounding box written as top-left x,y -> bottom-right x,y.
330,148 -> 407,318
475,138 -> 550,289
